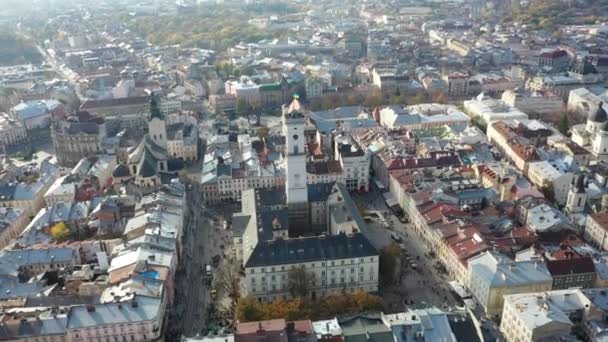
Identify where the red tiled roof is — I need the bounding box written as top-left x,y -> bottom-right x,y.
590,213 -> 608,232
422,203 -> 455,224
306,160 -> 342,175
237,319 -> 286,334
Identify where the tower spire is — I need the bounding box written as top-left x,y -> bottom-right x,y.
149,92 -> 163,120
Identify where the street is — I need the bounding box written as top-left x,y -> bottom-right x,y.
170,184 -> 235,339
351,190 -> 459,311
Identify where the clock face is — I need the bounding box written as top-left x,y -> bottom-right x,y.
292,134 -> 299,140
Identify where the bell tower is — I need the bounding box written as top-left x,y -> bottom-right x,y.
283,96 -> 309,236
148,93 -> 167,149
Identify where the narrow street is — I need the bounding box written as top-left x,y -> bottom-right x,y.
173,185 -> 212,338
171,184 -> 236,339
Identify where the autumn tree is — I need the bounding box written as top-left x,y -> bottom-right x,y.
287,265 -> 314,298
236,297 -> 266,322
265,298 -> 309,321
411,91 -> 428,105
320,94 -> 342,110
213,263 -> 242,311
432,92 -> 448,104
236,292 -> 384,322
50,222 -> 70,241
256,127 -> 270,139
364,89 -> 384,108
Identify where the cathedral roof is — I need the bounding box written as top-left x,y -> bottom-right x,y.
112,164 -> 131,178
128,136 -> 167,164
589,102 -> 607,123
137,149 -> 159,178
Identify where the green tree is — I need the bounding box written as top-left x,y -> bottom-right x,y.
406,92 -> 428,105
236,98 -> 250,115
287,265 -> 314,298
236,297 -> 266,322
379,244 -> 401,287
50,222 -> 70,241
541,185 -> 556,203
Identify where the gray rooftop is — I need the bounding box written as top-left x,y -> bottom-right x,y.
245,233 -> 377,268
66,295 -> 161,329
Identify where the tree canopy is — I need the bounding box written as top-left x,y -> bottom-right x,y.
287,265 -> 314,298
0,31 -> 42,66
50,222 -> 71,241
236,291 -> 383,322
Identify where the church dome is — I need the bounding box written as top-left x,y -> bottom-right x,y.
589,102 -> 607,123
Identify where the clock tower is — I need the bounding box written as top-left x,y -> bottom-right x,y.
283,96 -> 309,235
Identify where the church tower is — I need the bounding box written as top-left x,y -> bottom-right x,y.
283,96 -> 309,236
566,174 -> 587,214
148,94 -> 167,149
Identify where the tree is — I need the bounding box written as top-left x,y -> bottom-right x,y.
541,185 -> 556,203
432,92 -> 448,104
265,298 -> 308,321
320,94 -> 342,110
236,297 -> 266,322
236,98 -> 250,115
364,89 -> 384,108
379,244 -> 400,287
558,111 -> 570,135
50,222 -> 70,241
411,91 -> 429,104
287,265 -> 314,298
236,292 -> 384,322
213,263 -> 242,310
256,127 -> 270,139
